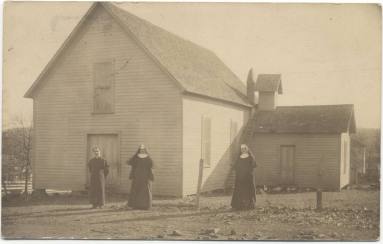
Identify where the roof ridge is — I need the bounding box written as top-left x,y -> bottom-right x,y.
276,104 -> 354,108
104,3 -> 247,91
258,73 -> 282,75
102,2 -> 219,61
102,2 -> 250,107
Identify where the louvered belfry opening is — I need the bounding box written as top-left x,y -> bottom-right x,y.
254,74 -> 283,111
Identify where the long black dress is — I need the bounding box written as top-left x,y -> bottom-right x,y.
231,155 -> 256,210
128,156 -> 154,210
88,157 -> 109,207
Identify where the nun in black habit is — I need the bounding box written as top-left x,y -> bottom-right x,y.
88,146 -> 109,209
231,144 -> 257,210
127,144 -> 154,210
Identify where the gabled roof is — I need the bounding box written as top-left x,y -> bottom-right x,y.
24,2 -> 251,107
249,104 -> 356,134
255,74 -> 282,94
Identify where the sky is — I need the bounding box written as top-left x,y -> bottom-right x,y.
3,2 -> 381,129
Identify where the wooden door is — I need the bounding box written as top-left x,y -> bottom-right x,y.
87,134 -> 120,190
280,145 -> 295,185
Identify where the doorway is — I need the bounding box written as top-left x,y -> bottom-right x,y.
87,134 -> 120,189
280,145 -> 295,185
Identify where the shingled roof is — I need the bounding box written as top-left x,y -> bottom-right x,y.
25,3 -> 251,107
249,104 -> 356,134
255,74 -> 283,94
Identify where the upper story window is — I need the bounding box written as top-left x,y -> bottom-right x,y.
93,62 -> 114,114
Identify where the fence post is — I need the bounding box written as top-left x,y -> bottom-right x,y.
316,154 -> 324,210
196,159 -> 204,210
316,189 -> 322,210
24,166 -> 30,201
2,176 -> 8,199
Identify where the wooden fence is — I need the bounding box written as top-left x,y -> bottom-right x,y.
2,180 -> 32,195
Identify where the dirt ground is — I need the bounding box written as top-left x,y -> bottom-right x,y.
2,188 -> 380,240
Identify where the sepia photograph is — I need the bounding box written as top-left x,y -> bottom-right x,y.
2,1 -> 381,240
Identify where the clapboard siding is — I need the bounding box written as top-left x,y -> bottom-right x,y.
340,133 -> 350,188
182,95 -> 249,196
32,100 -> 37,189
250,133 -> 341,190
33,5 -> 183,196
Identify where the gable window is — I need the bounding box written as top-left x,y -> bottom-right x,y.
93,62 -> 114,113
201,115 -> 212,168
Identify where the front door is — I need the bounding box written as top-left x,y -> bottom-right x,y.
87,134 -> 120,190
280,145 -> 295,185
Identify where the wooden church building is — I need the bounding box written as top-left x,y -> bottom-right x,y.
25,2 -> 355,196
24,2 -> 252,197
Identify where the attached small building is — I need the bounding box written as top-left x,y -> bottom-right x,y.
246,73 -> 356,190
24,2 -> 252,197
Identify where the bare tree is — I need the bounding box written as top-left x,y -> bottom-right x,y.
2,159 -> 8,198
5,116 -> 33,200
17,118 -> 32,200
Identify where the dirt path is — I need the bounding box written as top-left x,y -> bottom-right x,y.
2,189 -> 379,240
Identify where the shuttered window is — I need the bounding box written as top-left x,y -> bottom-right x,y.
93,62 -> 114,113
201,115 -> 212,167
230,120 -> 238,143
343,140 -> 348,174
230,120 -> 238,160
